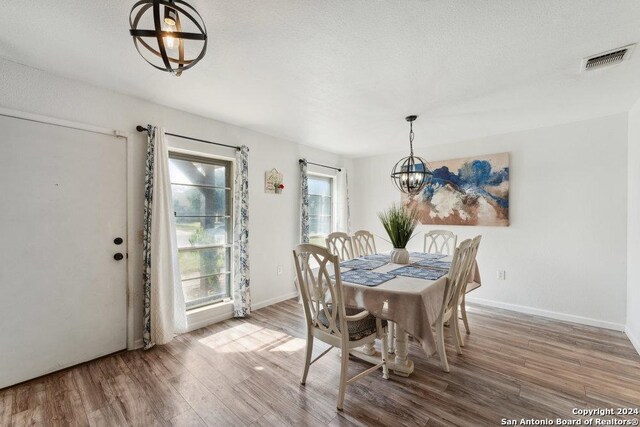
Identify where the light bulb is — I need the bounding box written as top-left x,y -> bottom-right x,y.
164,5 -> 177,26
163,23 -> 176,50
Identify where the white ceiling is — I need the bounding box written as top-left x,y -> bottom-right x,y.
3,1 -> 640,157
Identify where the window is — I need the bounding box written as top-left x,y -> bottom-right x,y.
308,174 -> 334,246
169,153 -> 233,310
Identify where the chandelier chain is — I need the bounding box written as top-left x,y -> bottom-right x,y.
409,121 -> 415,156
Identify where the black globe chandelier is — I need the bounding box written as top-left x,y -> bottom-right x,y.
390,115 -> 433,196
129,0 -> 207,76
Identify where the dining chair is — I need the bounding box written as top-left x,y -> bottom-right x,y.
424,230 -> 458,255
434,238 -> 475,372
458,235 -> 482,338
326,232 -> 356,261
293,244 -> 389,411
352,230 -> 377,257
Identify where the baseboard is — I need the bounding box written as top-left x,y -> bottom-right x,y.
466,296 -> 625,331
186,301 -> 234,333
252,291 -> 299,311
127,292 -> 301,347
625,326 -> 640,356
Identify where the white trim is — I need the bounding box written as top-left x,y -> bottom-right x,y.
466,297 -> 625,331
625,326 -> 640,356
168,146 -> 236,163
127,129 -> 138,350
308,172 -> 336,234
252,291 -> 299,311
179,291 -> 298,333
186,301 -> 234,332
0,107 -> 124,137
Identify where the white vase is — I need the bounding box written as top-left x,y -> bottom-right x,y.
390,248 -> 410,264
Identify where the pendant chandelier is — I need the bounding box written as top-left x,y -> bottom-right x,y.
390,115 -> 433,196
129,0 -> 208,76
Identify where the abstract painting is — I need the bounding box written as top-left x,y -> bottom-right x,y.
403,152 -> 509,226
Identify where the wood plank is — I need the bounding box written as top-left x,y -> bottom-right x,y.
169,409 -> 206,427
1,299 -> 639,426
87,402 -> 128,427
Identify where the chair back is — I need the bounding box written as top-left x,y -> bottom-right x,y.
424,230 -> 458,255
293,244 -> 348,340
465,235 -> 482,285
442,239 -> 474,315
326,232 -> 356,261
352,230 -> 377,257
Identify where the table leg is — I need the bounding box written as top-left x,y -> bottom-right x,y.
393,328 -> 414,377
388,322 -> 395,354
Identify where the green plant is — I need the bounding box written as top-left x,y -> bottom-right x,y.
377,203 -> 419,249
189,226 -> 207,246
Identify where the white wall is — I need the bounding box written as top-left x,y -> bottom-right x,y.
351,114 -> 628,329
0,58 -> 351,345
627,101 -> 640,351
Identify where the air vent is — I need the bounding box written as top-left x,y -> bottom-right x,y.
582,44 -> 635,71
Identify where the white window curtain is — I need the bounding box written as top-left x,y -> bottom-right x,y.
142,126 -> 187,349
336,168 -> 351,234
233,146 -> 251,317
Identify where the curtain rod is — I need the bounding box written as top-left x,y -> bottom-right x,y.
299,158 -> 341,172
136,125 -> 244,151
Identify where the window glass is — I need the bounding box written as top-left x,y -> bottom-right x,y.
169,154 -> 232,310
308,175 -> 333,246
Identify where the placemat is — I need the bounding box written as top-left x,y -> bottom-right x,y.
361,254 -> 391,261
410,252 -> 447,260
388,266 -> 448,281
413,259 -> 452,269
340,270 -> 396,287
340,258 -> 388,270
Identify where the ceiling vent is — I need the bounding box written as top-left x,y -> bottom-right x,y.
582,44 -> 635,71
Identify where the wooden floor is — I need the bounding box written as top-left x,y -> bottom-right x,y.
2,300 -> 640,427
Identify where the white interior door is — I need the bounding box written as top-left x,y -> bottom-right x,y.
0,115 -> 127,388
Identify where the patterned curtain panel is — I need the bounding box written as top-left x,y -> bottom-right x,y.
142,126 -> 187,349
142,126 -> 154,348
233,146 -> 250,317
300,159 -> 309,243
336,169 -> 351,234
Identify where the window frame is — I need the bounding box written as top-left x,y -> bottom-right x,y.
168,151 -> 234,311
307,172 -> 336,245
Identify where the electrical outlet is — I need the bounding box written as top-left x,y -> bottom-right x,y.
277,265 -> 283,276
497,270 -> 506,280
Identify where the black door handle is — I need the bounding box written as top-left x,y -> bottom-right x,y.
114,237 -> 123,245
114,253 -> 124,261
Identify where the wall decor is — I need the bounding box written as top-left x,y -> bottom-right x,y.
403,152 -> 509,226
265,168 -> 284,194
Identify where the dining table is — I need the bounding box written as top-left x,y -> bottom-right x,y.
337,252 -> 481,377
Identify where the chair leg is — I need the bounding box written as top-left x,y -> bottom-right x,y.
336,345 -> 349,411
435,319 -> 450,373
451,312 -> 463,355
301,333 -> 313,385
380,331 -> 390,380
461,296 -> 470,335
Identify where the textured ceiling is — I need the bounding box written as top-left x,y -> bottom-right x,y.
2,1 -> 640,157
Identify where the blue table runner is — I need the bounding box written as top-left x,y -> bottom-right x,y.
340,270 -> 396,287
409,252 -> 447,260
413,259 -> 452,269
388,266 -> 448,281
340,258 -> 388,270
